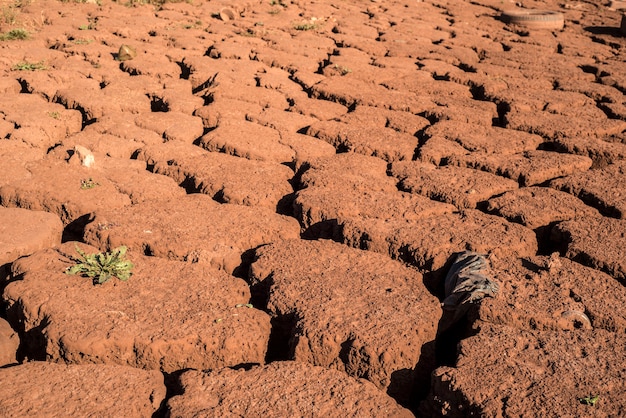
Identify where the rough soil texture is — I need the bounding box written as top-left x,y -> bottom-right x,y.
552,216 -> 626,284
0,362 -> 165,417
0,0 -> 625,416
424,323 -> 626,418
390,161 -> 520,209
249,239 -> 440,406
479,254 -> 626,335
486,186 -> 601,230
136,140 -> 295,209
0,317 -> 19,366
166,361 -> 414,417
550,160 -> 626,218
5,242 -> 271,371
0,207 -> 63,269
82,194 -> 300,273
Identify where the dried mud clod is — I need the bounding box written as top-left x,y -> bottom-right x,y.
116,44 -> 137,62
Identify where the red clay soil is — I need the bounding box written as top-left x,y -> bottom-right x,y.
0,362 -> 166,416
5,242 -> 271,372
166,361 -> 414,417
0,0 -> 625,416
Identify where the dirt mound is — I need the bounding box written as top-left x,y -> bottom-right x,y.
390,161 -> 519,209
0,318 -> 18,367
550,160 -> 626,218
0,156 -> 185,225
480,254 -> 626,334
83,194 -> 300,273
486,187 -> 600,230
4,242 -> 270,371
167,362 -> 413,417
250,238 -> 440,406
553,216 -> 626,284
0,362 -> 165,417
424,324 -> 626,417
294,153 -> 456,240
0,207 -> 63,269
137,140 -> 294,209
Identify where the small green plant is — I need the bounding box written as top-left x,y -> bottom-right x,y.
73,38 -> 93,44
47,111 -> 60,119
117,0 -> 181,8
79,17 -> 97,30
268,8 -> 280,15
293,16 -> 324,31
578,395 -> 599,406
182,19 -> 202,29
12,60 -> 47,71
0,28 -> 29,40
293,22 -> 316,30
65,245 -> 134,285
80,178 -> 99,189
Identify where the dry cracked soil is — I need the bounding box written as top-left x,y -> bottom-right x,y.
0,0 -> 625,416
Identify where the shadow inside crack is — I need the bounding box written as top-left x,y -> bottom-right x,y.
61,213 -> 94,243
389,340 -> 437,412
434,310 -> 475,367
584,26 -> 624,36
264,313 -> 297,363
6,300 -> 50,363
432,251 -> 498,367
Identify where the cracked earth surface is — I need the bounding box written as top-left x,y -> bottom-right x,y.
1,0 -> 626,416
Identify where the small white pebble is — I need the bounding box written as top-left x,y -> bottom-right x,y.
74,145 -> 95,168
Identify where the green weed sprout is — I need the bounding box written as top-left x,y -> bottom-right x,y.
293,22 -> 316,30
578,395 -> 599,406
80,178 -> 99,189
11,60 -> 46,71
0,28 -> 29,40
66,245 -> 134,285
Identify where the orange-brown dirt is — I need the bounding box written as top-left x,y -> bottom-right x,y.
0,0 -> 625,416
